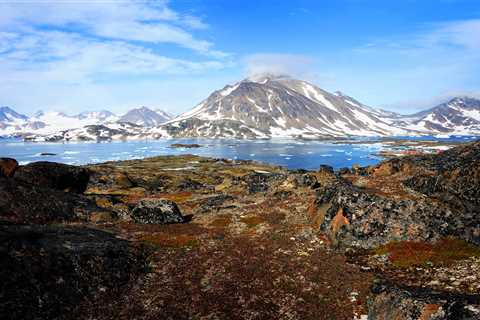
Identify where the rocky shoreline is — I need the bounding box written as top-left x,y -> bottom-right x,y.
1,141 -> 479,319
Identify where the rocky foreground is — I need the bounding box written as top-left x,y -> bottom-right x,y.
1,141 -> 479,319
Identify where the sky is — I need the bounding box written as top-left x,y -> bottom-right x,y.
0,0 -> 479,116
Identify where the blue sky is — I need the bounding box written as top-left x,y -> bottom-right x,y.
0,0 -> 479,115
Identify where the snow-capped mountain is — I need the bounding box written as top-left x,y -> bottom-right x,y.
160,75 -> 408,138
0,107 -> 31,135
0,106 -> 28,123
390,97 -> 480,135
119,107 -> 171,127
0,106 -> 173,138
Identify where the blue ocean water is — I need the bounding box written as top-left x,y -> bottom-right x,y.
0,136 -> 477,170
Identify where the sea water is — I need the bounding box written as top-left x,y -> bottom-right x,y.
0,136 -> 477,170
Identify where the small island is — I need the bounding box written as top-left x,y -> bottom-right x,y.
170,143 -> 203,148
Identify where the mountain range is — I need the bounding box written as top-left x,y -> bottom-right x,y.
1,75 -> 479,141
0,106 -> 172,140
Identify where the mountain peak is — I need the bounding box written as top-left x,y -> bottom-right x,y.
246,73 -> 292,84
447,96 -> 480,106
0,106 -> 14,112
168,75 -> 408,138
119,106 -> 170,127
0,106 -> 29,122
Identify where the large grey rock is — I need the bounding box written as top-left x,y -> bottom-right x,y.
131,199 -> 185,224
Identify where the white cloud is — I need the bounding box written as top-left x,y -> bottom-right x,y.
244,53 -> 316,78
0,1 -> 219,53
421,19 -> 480,50
0,30 -> 228,84
181,14 -> 209,30
0,0 -> 232,113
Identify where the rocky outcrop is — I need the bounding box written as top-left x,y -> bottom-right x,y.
402,141 -> 480,213
14,162 -> 90,193
315,141 -> 480,248
0,158 -> 18,178
315,177 -> 466,247
368,280 -> 480,320
131,198 -> 185,224
0,225 -> 147,320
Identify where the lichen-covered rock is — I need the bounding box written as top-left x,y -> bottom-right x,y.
0,158 -> 18,178
131,198 -> 185,224
14,161 -> 90,193
242,171 -> 286,193
0,225 -> 147,320
199,194 -> 235,213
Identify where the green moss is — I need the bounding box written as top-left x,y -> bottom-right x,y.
140,233 -> 199,248
209,216 -> 232,228
240,215 -> 265,228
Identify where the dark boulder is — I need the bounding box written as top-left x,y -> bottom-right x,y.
0,225 -> 147,320
319,164 -> 334,174
15,161 -> 90,193
0,178 -> 98,224
0,158 -> 18,178
131,199 -> 185,224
